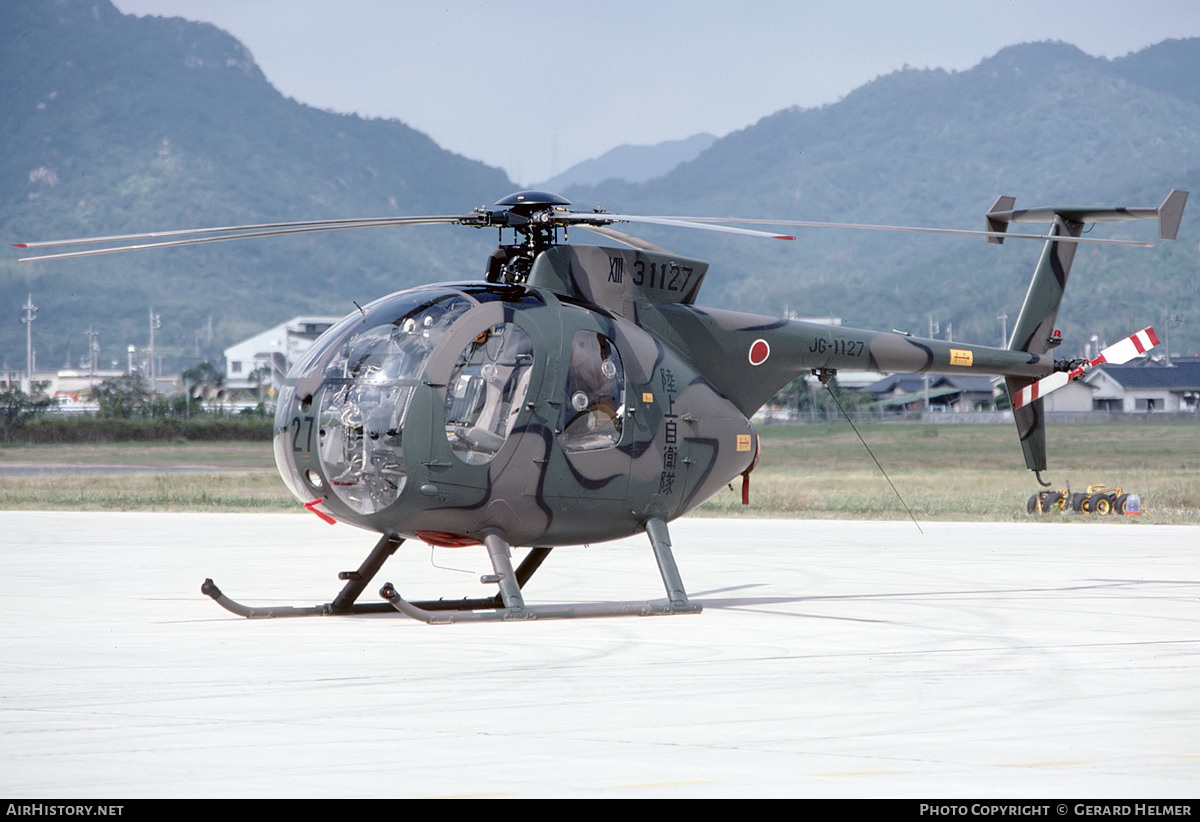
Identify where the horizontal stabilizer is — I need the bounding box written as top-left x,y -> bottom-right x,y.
985,190 -> 1188,245
1011,327 -> 1159,409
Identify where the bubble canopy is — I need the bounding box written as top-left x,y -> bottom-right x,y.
273,286 -> 537,516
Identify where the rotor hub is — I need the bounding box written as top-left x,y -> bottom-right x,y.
494,190 -> 571,216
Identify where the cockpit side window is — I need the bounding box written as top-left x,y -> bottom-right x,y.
444,323 -> 535,464
558,331 -> 625,452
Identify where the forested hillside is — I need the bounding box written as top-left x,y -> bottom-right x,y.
1,0 -> 508,372
3,1 -> 1198,374
566,40 -> 1200,355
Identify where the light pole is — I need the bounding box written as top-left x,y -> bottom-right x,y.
149,307 -> 160,393
85,326 -> 100,389
1164,313 -> 1183,366
21,294 -> 38,393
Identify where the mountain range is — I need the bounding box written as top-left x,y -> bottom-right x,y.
3,0 -> 1198,375
534,133 -> 718,190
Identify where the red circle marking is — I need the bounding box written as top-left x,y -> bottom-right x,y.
749,339 -> 770,366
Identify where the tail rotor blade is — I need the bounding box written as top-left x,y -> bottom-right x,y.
1094,326 -> 1160,366
1011,372 -> 1070,410
1011,326 -> 1160,409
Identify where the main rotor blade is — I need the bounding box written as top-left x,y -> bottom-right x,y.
16,215 -> 471,261
640,216 -> 1153,247
16,199 -> 1159,264
557,213 -> 796,241
574,224 -> 674,254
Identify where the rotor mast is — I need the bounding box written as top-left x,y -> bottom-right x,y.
478,191 -> 573,282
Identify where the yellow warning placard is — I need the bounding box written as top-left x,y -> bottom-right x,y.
949,348 -> 973,367
736,434 -> 752,451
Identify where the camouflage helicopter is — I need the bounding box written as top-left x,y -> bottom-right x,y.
16,188 -> 1187,622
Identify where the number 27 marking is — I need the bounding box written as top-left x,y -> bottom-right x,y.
291,415 -> 314,452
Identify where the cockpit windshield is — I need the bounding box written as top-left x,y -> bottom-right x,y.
275,288 -> 476,514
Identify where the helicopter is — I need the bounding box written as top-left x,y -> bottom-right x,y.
15,188 -> 1187,622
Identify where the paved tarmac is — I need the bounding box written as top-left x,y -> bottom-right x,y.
1,512 -> 1197,798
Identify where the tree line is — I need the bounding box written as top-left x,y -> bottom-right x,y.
1,364 -> 272,444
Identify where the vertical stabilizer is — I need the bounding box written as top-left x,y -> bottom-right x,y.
1005,216 -> 1081,474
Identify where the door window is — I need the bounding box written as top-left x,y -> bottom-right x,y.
444,322 -> 535,464
558,331 -> 625,451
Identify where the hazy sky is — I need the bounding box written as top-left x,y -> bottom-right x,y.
111,0 -> 1200,185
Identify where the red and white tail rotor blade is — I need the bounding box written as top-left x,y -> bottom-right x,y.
1011,326 -> 1159,410
1011,372 -> 1070,409
1092,326 -> 1160,366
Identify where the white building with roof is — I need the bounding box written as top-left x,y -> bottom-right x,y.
223,316 -> 340,390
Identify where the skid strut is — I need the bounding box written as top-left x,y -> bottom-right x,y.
202,534 -> 405,618
202,536 -> 555,619
203,518 -> 701,622
381,518 -> 702,622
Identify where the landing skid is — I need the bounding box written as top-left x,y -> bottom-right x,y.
201,517 -> 701,622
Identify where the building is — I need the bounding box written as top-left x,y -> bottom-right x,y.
860,373 -> 999,412
1082,358 -> 1200,412
223,316 -> 340,390
1039,378 -> 1096,412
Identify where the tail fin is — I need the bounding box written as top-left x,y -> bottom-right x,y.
988,190 -> 1187,476
1005,214 -> 1082,475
